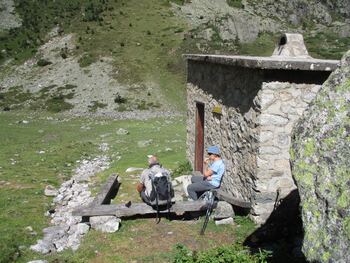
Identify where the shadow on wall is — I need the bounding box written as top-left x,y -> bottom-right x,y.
187,61 -> 263,114
244,189 -> 307,263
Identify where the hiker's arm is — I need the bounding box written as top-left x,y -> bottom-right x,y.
136,183 -> 144,193
203,159 -> 213,180
203,168 -> 213,180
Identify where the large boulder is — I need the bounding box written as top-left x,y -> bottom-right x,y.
290,50 -> 350,262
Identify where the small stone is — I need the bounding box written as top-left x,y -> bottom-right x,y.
116,128 -> 129,135
125,167 -> 143,172
137,139 -> 153,147
44,185 -> 58,197
215,217 -> 234,225
25,226 -> 33,232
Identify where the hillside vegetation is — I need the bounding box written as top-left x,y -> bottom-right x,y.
0,0 -> 349,112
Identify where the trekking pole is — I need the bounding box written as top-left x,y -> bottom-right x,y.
200,191 -> 215,235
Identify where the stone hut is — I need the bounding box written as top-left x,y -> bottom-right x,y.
184,33 -> 339,224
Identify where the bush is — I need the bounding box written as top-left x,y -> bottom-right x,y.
172,243 -> 270,263
46,95 -> 74,112
88,100 -> 107,112
37,59 -> 52,67
78,53 -> 95,68
172,161 -> 192,178
114,93 -> 127,103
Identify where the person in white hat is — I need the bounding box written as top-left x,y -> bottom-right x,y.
187,145 -> 225,200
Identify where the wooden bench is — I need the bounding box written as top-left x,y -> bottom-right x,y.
72,174 -> 251,219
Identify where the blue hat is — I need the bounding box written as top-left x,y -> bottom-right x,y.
207,145 -> 220,156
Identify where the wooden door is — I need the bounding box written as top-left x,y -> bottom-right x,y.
194,103 -> 204,172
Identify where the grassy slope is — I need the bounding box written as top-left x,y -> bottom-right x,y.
0,0 -> 188,110
1,0 -> 349,112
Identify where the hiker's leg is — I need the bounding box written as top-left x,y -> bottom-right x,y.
187,181 -> 215,200
140,190 -> 150,204
187,176 -> 205,200
191,175 -> 204,183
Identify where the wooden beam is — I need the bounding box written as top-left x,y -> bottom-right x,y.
90,174 -> 120,206
73,201 -> 208,217
216,190 -> 251,208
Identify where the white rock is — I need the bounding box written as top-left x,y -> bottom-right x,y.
44,185 -> 58,197
137,139 -> 153,147
125,167 -> 143,172
215,217 -> 234,225
30,240 -> 53,254
116,128 -> 129,135
90,216 -> 121,233
27,260 -> 48,263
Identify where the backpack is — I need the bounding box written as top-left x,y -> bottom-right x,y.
148,168 -> 174,222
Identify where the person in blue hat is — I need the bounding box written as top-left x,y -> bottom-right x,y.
187,145 -> 225,200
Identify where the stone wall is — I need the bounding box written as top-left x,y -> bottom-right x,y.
252,82 -> 321,223
187,61 -> 261,201
186,60 -> 324,223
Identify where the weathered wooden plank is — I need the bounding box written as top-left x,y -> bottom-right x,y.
216,190 -> 251,208
73,201 -> 208,217
91,174 -> 120,206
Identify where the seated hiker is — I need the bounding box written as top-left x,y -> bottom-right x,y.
187,145 -> 225,200
136,155 -> 173,205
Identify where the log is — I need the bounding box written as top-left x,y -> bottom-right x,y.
72,201 -> 208,217
216,190 -> 251,208
90,174 -> 120,206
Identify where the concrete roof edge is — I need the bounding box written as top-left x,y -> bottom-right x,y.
183,54 -> 340,71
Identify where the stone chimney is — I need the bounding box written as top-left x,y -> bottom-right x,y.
272,33 -> 311,58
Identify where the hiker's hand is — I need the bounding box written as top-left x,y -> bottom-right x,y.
204,158 -> 209,165
136,183 -> 144,193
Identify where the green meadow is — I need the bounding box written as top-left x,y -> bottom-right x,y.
0,111 -> 262,263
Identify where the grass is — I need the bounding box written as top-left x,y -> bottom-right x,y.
0,111 -> 258,263
304,31 -> 350,59
237,32 -> 277,57
227,0 -> 243,9
0,85 -> 76,113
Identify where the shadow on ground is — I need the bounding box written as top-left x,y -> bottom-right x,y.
244,189 -> 307,263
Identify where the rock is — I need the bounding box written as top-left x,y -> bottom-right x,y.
172,175 -> 192,197
25,226 -> 33,232
137,139 -> 153,147
215,217 -> 234,225
213,201 -> 234,219
116,128 -> 129,135
44,185 -> 58,196
30,239 -> 54,254
125,167 -> 143,172
290,50 -> 350,263
90,216 -> 121,233
27,260 -> 48,263
99,143 -> 109,152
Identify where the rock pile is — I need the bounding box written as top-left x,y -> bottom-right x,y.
31,154 -> 111,254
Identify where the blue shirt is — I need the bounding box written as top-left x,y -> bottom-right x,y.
208,159 -> 225,187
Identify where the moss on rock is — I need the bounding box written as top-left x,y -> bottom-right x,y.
290,50 -> 350,262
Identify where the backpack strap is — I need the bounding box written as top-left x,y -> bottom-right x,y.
150,176 -> 161,224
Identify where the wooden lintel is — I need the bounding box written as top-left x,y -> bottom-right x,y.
73,201 -> 208,217
216,190 -> 251,208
